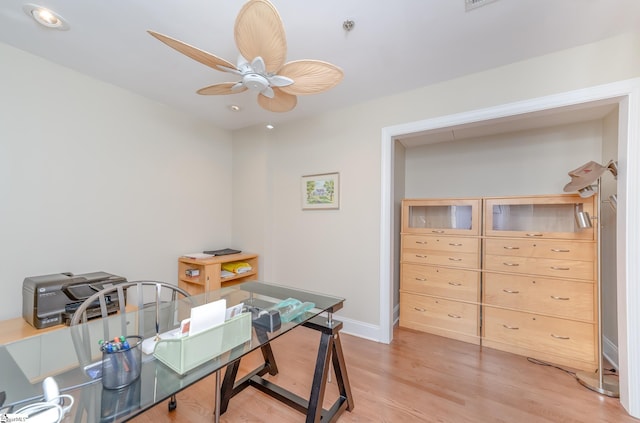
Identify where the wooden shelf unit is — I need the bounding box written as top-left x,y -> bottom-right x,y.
178,253 -> 259,296
400,198 -> 482,345
400,194 -> 598,371
482,194 -> 598,371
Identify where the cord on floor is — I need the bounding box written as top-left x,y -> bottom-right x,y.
527,357 -> 619,379
527,357 -> 577,379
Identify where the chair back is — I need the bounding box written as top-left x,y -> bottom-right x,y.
70,281 -> 191,365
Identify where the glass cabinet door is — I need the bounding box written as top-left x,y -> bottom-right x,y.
402,198 -> 481,235
484,194 -> 595,240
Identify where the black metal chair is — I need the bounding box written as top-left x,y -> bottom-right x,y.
69,280 -> 191,419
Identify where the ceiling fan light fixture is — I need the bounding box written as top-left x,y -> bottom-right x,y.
23,4 -> 70,30
243,74 -> 269,92
148,0 -> 343,113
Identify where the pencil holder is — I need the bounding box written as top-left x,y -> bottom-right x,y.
101,335 -> 142,390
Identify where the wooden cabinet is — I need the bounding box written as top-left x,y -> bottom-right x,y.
482,194 -> 597,371
178,253 -> 259,296
400,194 -> 598,371
400,198 -> 482,345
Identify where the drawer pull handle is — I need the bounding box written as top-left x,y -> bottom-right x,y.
551,248 -> 570,253
550,334 -> 570,340
503,289 -> 520,294
415,277 -> 427,281
550,266 -> 570,271
432,230 -> 445,234
503,246 -> 520,250
448,313 -> 461,319
526,233 -> 543,237
503,325 -> 519,330
550,295 -> 570,301
416,241 -> 428,244
449,243 -> 463,246
415,254 -> 427,258
414,307 -> 426,312
448,282 -> 462,286
448,257 -> 463,262
503,262 -> 520,267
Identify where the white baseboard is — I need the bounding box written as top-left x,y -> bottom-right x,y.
334,303 -> 400,343
337,315 -> 382,342
603,335 -> 619,371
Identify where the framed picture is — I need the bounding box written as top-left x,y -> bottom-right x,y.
301,172 -> 340,210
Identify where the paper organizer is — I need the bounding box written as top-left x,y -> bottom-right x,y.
153,312 -> 251,375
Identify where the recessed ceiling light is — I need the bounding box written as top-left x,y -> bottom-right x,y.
23,4 -> 70,30
228,105 -> 241,112
266,124 -> 274,130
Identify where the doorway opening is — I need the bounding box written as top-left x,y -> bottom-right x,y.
379,78 -> 640,416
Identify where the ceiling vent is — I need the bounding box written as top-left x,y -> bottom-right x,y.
465,0 -> 499,11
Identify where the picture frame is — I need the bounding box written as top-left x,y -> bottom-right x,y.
301,172 -> 340,210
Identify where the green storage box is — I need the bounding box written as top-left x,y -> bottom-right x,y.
153,312 -> 251,375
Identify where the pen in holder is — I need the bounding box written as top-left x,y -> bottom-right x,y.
100,336 -> 142,390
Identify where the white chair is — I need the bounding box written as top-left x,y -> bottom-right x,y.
69,281 -> 191,418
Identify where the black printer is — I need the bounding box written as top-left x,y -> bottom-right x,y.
22,271 -> 127,328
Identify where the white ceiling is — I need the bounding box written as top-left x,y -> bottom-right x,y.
1,0 -> 638,131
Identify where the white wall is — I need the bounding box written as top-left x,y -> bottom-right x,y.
404,121 -> 603,198
232,32 -> 640,337
0,43 -> 233,320
233,113 -> 383,326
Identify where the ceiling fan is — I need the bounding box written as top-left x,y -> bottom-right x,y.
148,0 -> 344,113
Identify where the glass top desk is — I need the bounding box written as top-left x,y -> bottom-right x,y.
0,281 -> 354,423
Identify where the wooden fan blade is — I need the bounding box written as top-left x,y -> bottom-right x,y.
278,60 -> 344,95
257,88 -> 297,112
234,0 -> 287,73
148,30 -> 237,73
197,83 -> 247,95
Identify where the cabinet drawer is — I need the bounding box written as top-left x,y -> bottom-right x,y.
484,238 -> 594,261
483,307 -> 595,363
483,273 -> 594,321
403,249 -> 479,269
401,264 -> 479,302
483,254 -> 594,280
403,235 -> 480,254
400,293 -> 479,336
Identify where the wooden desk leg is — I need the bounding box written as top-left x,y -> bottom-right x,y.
260,342 -> 279,376
306,331 -> 333,423
219,343 -> 279,414
219,360 -> 240,414
331,333 -> 355,412
304,319 -> 355,423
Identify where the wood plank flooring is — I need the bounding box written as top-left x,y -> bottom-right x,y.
131,326 -> 637,422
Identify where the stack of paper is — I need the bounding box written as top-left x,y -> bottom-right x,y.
183,253 -> 214,260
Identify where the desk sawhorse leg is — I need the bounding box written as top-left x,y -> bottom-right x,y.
219,315 -> 355,423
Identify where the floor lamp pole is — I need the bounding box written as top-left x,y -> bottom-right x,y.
576,177 -> 619,397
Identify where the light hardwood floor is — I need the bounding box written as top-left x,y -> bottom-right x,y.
132,326 -> 637,423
